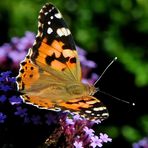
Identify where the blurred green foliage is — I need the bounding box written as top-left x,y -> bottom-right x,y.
0,1 -> 148,147
0,0 -> 148,87
138,114 -> 148,134
121,114 -> 148,143
121,125 -> 141,142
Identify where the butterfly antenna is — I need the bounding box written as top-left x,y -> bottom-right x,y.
97,89 -> 135,106
94,57 -> 118,86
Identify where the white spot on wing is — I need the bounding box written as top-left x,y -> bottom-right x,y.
49,7 -> 54,13
48,21 -> 51,25
50,16 -> 53,19
102,113 -> 109,117
47,27 -> 53,34
61,28 -> 67,36
57,28 -> 63,37
57,28 -> 71,37
93,107 -> 106,111
43,5 -> 46,9
44,12 -> 48,15
33,40 -> 37,46
38,22 -> 42,28
38,15 -> 41,19
40,9 -> 43,13
85,110 -> 92,114
55,12 -> 62,18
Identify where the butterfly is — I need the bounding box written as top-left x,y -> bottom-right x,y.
16,3 -> 109,121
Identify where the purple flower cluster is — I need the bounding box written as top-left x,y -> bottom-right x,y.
133,137 -> 148,148
45,113 -> 112,147
0,71 -> 22,105
0,31 -> 35,69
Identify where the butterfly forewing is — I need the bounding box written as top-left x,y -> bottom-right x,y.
32,3 -> 81,81
16,3 -> 109,122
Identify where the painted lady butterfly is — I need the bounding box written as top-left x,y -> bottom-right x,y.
16,3 -> 109,121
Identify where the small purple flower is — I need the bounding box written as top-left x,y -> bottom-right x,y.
77,46 -> 97,69
11,37 -> 20,45
0,112 -> 7,123
87,73 -> 99,84
0,71 -> 15,92
81,59 -> 97,68
93,119 -> 101,124
14,106 -> 28,117
0,84 -> 11,91
0,72 -> 9,82
66,118 -> 74,125
0,71 -> 12,78
74,141 -> 84,148
90,136 -> 103,148
84,126 -> 95,137
8,77 -> 16,83
0,76 -> 4,82
73,114 -> 82,121
76,46 -> 87,56
0,47 -> 6,58
8,50 -> 26,63
0,95 -> 7,103
9,96 -> 22,105
99,133 -> 112,143
13,31 -> 35,51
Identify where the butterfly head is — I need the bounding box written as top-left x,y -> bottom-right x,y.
87,84 -> 98,96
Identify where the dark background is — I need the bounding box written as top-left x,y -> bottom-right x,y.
0,0 -> 148,147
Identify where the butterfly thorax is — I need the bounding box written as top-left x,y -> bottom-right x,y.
65,83 -> 96,99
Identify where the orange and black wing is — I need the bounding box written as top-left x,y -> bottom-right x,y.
31,3 -> 81,82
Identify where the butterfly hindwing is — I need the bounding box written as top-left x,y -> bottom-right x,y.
57,96 -> 109,121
